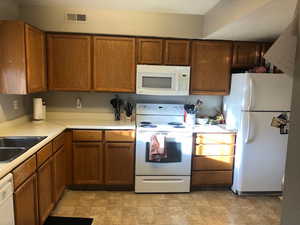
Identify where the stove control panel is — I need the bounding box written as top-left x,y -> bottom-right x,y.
136,104 -> 184,116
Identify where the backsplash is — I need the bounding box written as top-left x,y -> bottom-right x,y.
33,92 -> 223,117
0,94 -> 31,123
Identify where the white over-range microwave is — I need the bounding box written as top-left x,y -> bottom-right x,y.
136,65 -> 190,96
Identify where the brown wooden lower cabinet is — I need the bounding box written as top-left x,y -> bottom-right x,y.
14,174 -> 39,225
104,142 -> 134,185
192,156 -> 234,171
73,142 -> 104,185
53,146 -> 66,202
192,171 -> 233,186
195,144 -> 235,156
13,155 -> 37,189
64,130 -> 73,186
37,157 -> 55,225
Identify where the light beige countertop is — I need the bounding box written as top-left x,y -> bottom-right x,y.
0,114 -> 135,179
0,113 -> 235,179
0,120 -> 66,179
193,124 -> 237,134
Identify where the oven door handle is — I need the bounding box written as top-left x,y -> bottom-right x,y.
153,132 -> 168,136
143,178 -> 185,183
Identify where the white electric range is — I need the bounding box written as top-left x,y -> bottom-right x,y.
135,104 -> 193,193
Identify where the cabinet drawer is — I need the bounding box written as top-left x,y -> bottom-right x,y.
196,133 -> 235,144
195,144 -> 234,156
53,132 -> 65,153
73,130 -> 102,142
192,156 -> 234,171
37,142 -> 53,167
105,130 -> 135,142
192,171 -> 232,186
13,155 -> 37,189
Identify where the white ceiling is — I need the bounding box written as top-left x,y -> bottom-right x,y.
17,0 -> 222,15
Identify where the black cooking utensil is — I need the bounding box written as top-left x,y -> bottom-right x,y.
110,95 -> 123,120
124,102 -> 133,117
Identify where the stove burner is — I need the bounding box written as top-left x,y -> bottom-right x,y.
140,121 -> 152,125
168,122 -> 183,126
173,125 -> 186,128
140,124 -> 157,128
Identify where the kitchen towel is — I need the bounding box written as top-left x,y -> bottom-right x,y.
149,135 -> 167,161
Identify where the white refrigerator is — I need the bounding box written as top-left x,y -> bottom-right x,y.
223,73 -> 293,194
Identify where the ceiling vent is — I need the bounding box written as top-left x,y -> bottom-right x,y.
65,13 -> 87,23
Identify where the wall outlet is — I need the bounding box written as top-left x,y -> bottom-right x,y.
76,97 -> 82,109
12,100 -> 19,110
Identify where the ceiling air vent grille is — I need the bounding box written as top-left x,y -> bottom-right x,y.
65,13 -> 87,23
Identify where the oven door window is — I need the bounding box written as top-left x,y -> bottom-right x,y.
145,139 -> 182,163
142,76 -> 173,89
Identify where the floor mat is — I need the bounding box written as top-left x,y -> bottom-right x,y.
44,216 -> 93,225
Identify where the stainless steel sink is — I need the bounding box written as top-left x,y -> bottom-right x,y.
0,136 -> 47,162
0,147 -> 27,162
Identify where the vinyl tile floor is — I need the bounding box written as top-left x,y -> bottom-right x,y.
51,190 -> 281,225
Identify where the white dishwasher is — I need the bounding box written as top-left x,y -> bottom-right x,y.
0,173 -> 15,225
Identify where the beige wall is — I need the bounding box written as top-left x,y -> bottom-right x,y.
19,5 -> 203,39
203,0 -> 273,37
33,92 -> 222,117
280,1 -> 300,224
0,0 -> 19,20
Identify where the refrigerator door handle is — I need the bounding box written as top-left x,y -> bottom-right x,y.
245,112 -> 255,144
247,77 -> 254,111
245,112 -> 251,144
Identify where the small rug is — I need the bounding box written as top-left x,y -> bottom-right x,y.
44,216 -> 93,225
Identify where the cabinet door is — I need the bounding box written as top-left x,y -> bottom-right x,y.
191,41 -> 232,95
14,174 -> 39,225
47,34 -> 92,91
137,38 -> 163,64
37,158 -> 54,225
0,21 -> 27,94
53,146 -> 66,203
165,40 -> 190,65
93,36 -> 136,92
105,143 -> 134,185
25,24 -> 47,93
192,171 -> 232,186
232,42 -> 261,69
73,142 -> 104,185
64,130 -> 73,186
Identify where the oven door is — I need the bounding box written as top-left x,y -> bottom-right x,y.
135,130 -> 192,176
136,72 -> 178,95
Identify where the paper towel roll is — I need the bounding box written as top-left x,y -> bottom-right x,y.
33,98 -> 43,120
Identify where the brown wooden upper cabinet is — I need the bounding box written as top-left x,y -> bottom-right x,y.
0,21 -> 46,94
191,41 -> 232,95
164,39 -> 190,65
47,34 -> 92,91
93,36 -> 136,92
137,38 -> 190,65
137,38 -> 163,64
232,42 -> 261,69
260,42 -> 273,66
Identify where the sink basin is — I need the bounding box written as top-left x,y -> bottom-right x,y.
0,136 -> 47,149
0,136 -> 47,162
0,147 -> 27,162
